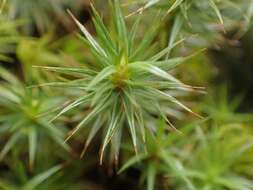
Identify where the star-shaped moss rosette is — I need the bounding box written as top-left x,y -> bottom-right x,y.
129,0 -> 224,23
119,120 -> 197,190
43,1 -> 203,164
17,35 -> 64,85
201,86 -> 253,125
184,125 -> 253,190
129,0 -> 253,49
119,120 -> 253,190
0,67 -> 69,169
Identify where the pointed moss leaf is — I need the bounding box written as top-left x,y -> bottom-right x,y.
90,3 -> 116,55
123,87 -> 138,108
65,94 -> 111,142
68,10 -> 108,58
167,15 -> 183,57
129,0 -> 160,16
39,121 -> 70,151
160,152 -> 196,190
32,66 -> 95,76
81,117 -> 103,157
148,58 -> 185,71
28,129 -> 37,169
87,66 -> 115,90
155,103 -> 180,133
153,89 -> 201,118
208,0 -> 224,25
0,86 -> 20,103
167,0 -> 184,15
128,15 -> 142,55
0,66 -> 20,85
150,38 -> 185,61
147,163 -> 156,190
112,0 -> 128,51
152,48 -> 206,71
142,0 -> 160,10
50,94 -> 92,122
131,23 -> 159,60
0,133 -> 21,160
135,108 -> 146,143
100,100 -> 122,164
124,96 -> 137,152
130,62 -> 181,83
118,153 -> 148,174
91,82 -> 113,106
23,165 -> 62,189
110,122 -> 123,162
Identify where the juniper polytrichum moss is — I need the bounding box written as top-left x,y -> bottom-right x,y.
0,67 -> 69,169
43,0 -> 203,164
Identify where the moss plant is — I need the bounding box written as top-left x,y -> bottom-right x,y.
43,0 -> 203,164
0,67 -> 69,169
183,125 -> 253,190
119,121 -> 253,190
201,87 -> 253,125
0,0 -> 253,189
16,35 -> 63,84
119,120 -> 197,190
130,0 -> 253,49
0,164 -> 62,190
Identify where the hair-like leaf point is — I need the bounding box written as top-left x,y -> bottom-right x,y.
67,9 -> 108,58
